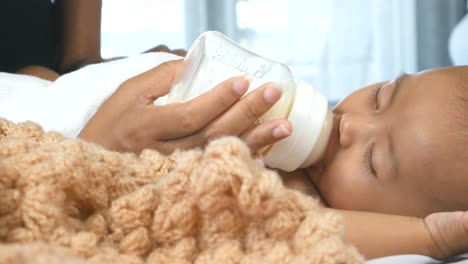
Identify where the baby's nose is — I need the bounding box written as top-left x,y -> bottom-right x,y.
339,113 -> 375,148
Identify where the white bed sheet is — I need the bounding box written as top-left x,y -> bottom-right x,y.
367,253 -> 468,264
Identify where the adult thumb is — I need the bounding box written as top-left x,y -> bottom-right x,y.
125,59 -> 183,103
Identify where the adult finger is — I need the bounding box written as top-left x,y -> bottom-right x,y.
147,75 -> 250,139
158,118 -> 292,155
241,119 -> 292,153
149,135 -> 204,155
122,59 -> 183,103
203,83 -> 282,139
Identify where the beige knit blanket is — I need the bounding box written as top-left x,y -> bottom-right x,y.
0,119 -> 362,263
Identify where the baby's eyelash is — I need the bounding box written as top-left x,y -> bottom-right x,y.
363,142 -> 376,176
369,84 -> 383,109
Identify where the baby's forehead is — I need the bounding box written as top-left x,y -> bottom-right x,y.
394,113 -> 466,188
407,68 -> 465,114
389,72 -> 464,175
452,65 -> 468,77
432,67 -> 468,146
424,66 -> 468,93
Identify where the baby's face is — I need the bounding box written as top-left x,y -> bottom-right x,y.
308,66 -> 468,217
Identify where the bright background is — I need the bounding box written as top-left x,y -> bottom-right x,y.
101,0 -> 466,103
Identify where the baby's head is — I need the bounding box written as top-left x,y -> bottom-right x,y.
309,65 -> 468,217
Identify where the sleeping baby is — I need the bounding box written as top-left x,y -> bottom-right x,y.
281,65 -> 468,260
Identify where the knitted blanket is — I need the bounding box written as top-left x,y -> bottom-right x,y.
0,119 -> 362,263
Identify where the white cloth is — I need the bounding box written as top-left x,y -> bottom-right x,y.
0,52 -> 180,138
367,253 -> 468,264
449,14 -> 468,65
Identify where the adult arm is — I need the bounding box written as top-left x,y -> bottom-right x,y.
56,0 -> 103,74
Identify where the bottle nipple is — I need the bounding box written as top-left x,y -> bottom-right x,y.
300,108 -> 334,167
263,80 -> 333,171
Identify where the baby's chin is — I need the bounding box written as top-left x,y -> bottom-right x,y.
303,165 -> 324,184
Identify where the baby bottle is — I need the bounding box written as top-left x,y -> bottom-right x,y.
167,31 -> 333,172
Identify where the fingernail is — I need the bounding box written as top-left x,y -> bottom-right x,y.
232,75 -> 252,95
254,153 -> 264,165
273,124 -> 291,138
263,84 -> 282,103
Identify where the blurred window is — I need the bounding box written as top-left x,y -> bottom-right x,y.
102,0 -> 417,102
101,0 -> 185,58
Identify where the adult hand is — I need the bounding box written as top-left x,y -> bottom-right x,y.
424,211 -> 468,259
79,59 -> 292,154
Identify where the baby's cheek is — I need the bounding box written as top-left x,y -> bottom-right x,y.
319,165 -> 374,210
